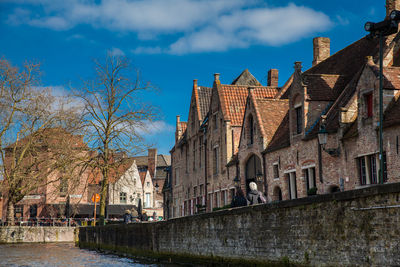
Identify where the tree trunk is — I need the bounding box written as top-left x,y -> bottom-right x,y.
6,201 -> 15,226
99,167 -> 108,225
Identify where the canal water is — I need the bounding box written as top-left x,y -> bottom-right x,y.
0,243 -> 179,266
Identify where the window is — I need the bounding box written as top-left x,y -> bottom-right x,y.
248,115 -> 254,145
213,114 -> 218,130
175,168 -> 179,185
357,154 -> 382,185
273,164 -> 279,179
147,182 -> 150,187
213,147 -> 219,174
60,178 -> 68,197
287,172 -> 297,199
193,140 -> 196,171
193,186 -> 197,197
304,167 -> 316,195
120,192 -> 127,204
199,137 -> 202,167
365,93 -> 373,118
145,193 -> 151,208
295,106 -> 302,134
29,204 -> 37,218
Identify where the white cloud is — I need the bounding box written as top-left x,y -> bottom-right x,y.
132,46 -> 162,55
6,0 -> 333,54
135,120 -> 175,136
34,85 -> 85,112
109,47 -> 125,56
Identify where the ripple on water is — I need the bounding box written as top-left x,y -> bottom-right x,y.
0,243 -> 168,267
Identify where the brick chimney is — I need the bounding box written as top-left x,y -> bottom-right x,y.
267,69 -> 279,87
312,37 -> 330,66
386,0 -> 400,18
175,115 -> 181,143
193,79 -> 198,89
147,148 -> 157,179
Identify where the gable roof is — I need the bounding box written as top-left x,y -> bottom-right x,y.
384,90 -> 400,128
139,170 -> 147,185
218,85 -> 278,126
231,69 -> 262,86
302,36 -> 379,102
263,112 -> 290,153
197,86 -> 212,121
253,97 -> 289,142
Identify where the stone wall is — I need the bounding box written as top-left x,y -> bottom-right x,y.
79,183 -> 400,266
0,226 -> 77,243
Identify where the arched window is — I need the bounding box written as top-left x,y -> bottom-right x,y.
248,115 -> 254,145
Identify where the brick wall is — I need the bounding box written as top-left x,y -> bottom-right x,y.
80,183 -> 400,266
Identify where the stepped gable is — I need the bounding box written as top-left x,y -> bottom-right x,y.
197,86 -> 212,121
219,85 -> 278,126
231,69 -> 262,86
253,97 -> 289,141
263,112 -> 290,153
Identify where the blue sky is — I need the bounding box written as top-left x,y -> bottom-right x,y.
0,0 -> 387,155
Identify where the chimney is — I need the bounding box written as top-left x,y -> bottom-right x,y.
312,37 -> 330,66
175,115 -> 181,142
294,61 -> 302,72
214,73 -> 220,82
147,148 -> 157,179
193,79 -> 198,89
386,0 -> 400,18
267,69 -> 279,87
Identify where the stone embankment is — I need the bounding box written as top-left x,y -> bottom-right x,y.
79,183 -> 400,266
0,226 -> 77,243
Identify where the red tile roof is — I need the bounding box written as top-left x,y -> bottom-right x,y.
218,85 -> 278,126
196,86 -> 212,121
139,170 -> 147,185
252,94 -> 289,143
263,112 -> 290,153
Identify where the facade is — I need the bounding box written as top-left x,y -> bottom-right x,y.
1,128 -> 92,223
170,69 -> 287,217
168,0 -> 400,217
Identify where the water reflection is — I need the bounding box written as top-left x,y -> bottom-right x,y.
0,243 -> 170,267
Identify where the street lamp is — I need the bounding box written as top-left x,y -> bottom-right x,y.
364,11 -> 400,183
233,176 -> 240,187
256,172 -> 263,182
317,115 -> 340,156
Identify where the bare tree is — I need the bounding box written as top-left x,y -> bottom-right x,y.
77,55 -> 156,224
0,58 -> 83,225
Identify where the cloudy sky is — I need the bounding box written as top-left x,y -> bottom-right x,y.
0,0 -> 386,154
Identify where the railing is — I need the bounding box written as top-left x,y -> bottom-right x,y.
0,218 -> 106,227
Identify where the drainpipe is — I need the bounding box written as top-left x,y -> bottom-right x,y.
262,153 -> 267,197
318,142 -> 323,183
203,130 -> 208,212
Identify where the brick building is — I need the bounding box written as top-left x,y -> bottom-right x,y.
169,69 -> 287,217
167,0 -> 400,217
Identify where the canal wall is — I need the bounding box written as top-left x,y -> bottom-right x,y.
79,183 -> 400,266
0,226 -> 77,243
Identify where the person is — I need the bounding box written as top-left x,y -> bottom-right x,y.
142,212 -> 148,221
123,210 -> 132,224
247,182 -> 267,205
231,188 -> 248,208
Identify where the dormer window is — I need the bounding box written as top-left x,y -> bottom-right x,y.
365,93 -> 373,118
295,106 -> 302,134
